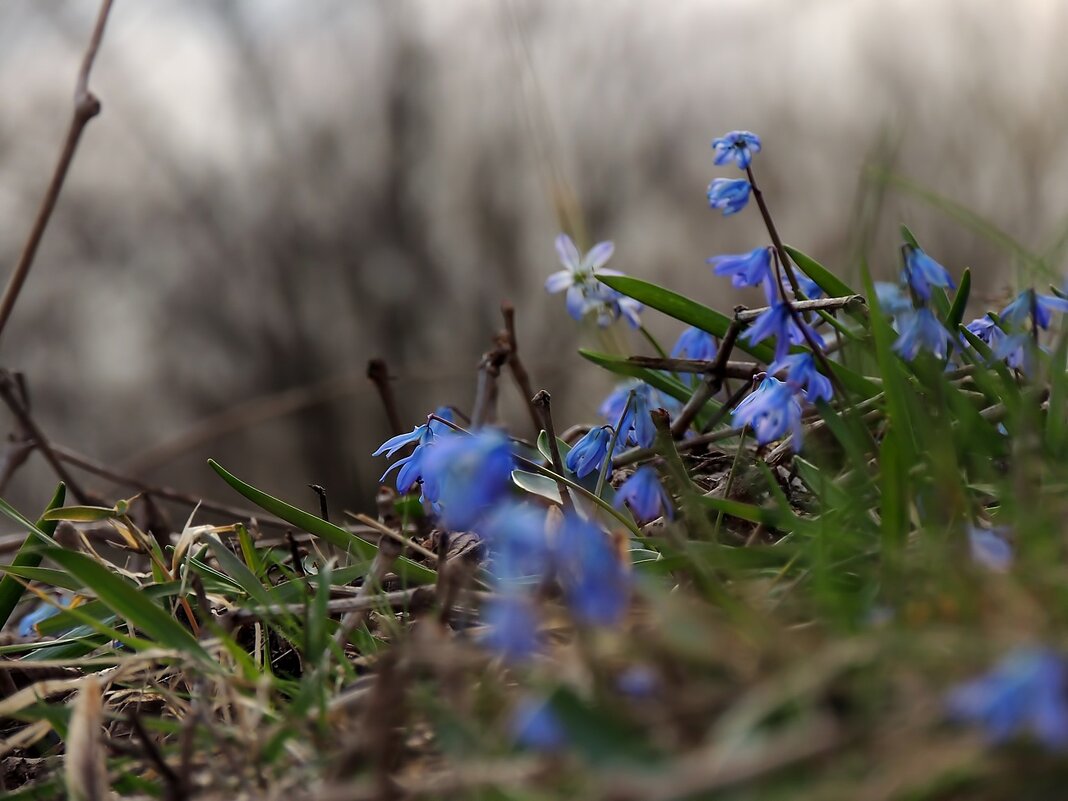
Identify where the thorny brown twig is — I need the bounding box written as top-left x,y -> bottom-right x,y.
0,0 -> 115,346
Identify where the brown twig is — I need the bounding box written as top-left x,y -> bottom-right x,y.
0,371 -> 89,502
670,319 -> 745,438
470,341 -> 511,429
531,390 -> 574,512
625,356 -> 758,377
734,295 -> 865,323
0,0 -> 115,345
367,359 -> 404,436
47,443 -> 289,528
500,302 -> 541,434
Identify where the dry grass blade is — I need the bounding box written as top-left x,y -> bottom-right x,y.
65,675 -> 110,801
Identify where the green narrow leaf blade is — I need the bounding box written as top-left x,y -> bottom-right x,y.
0,484 -> 65,631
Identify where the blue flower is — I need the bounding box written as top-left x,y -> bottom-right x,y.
893,307 -> 952,361
1000,289 -> 1068,331
993,331 -> 1036,375
564,426 -> 612,478
874,282 -> 913,317
968,526 -> 1013,573
671,327 -> 718,362
511,696 -> 567,751
481,594 -> 540,662
373,408 -> 456,494
599,381 -> 667,450
711,130 -> 762,169
947,648 -> 1068,749
742,302 -> 824,363
17,598 -> 64,638
707,246 -> 772,289
479,502 -> 553,583
902,245 -> 954,302
732,377 -> 803,450
617,665 -> 659,698
420,430 -> 514,530
966,315 -> 1004,348
707,178 -> 751,216
545,234 -> 642,327
614,465 -> 673,524
769,352 -> 832,403
556,514 -> 630,626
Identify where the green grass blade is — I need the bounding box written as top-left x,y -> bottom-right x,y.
0,484 -> 65,632
40,548 -> 212,662
208,460 -> 436,585
947,268 -> 972,330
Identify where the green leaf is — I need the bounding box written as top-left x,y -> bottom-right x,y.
1046,331 -> 1068,453
783,246 -> 860,307
512,469 -> 562,504
947,268 -> 972,330
0,565 -> 84,593
41,504 -> 118,523
596,274 -> 776,362
208,460 -> 436,585
0,484 -> 65,632
204,536 -> 280,611
578,349 -> 695,406
899,223 -> 920,248
41,549 -> 211,662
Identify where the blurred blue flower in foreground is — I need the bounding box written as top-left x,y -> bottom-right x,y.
902,245 -> 954,302
482,594 -> 540,662
545,234 -> 642,328
874,282 -> 913,317
993,332 -> 1035,375
742,301 -> 824,363
480,503 -> 552,583
17,598 -> 64,638
421,430 -> 514,530
671,327 -> 718,362
947,648 -> 1068,749
511,696 -> 567,751
732,376 -> 803,450
615,465 -> 673,524
711,130 -> 762,169
708,246 -> 772,289
556,513 -> 630,626
968,526 -> 1013,573
565,426 -> 612,478
1000,288 -> 1068,331
707,178 -> 751,216
769,352 -> 832,403
893,308 -> 952,361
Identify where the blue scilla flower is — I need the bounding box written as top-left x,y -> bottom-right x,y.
481,594 -> 540,662
993,331 -> 1036,375
874,282 -> 913,317
565,426 -> 612,478
763,269 -> 825,305
947,647 -> 1068,749
1000,288 -> 1068,331
732,377 -> 803,450
966,314 -> 1004,348
421,430 -> 514,530
511,696 -> 567,751
545,234 -> 642,328
742,302 -> 824,363
711,130 -> 762,170
599,381 -> 669,451
769,352 -> 832,403
707,246 -> 772,289
17,598 -> 65,638
614,465 -> 674,524
968,526 -> 1013,573
556,513 -> 630,626
373,407 -> 456,493
903,245 -> 954,302
671,326 -> 718,362
893,307 -> 952,361
707,178 -> 751,216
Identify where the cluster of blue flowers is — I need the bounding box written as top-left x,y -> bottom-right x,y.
874,246 -> 957,361
965,288 -> 1068,375
544,234 -> 643,328
705,131 -> 833,451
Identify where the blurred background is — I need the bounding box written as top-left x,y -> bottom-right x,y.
0,0 -> 1064,518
